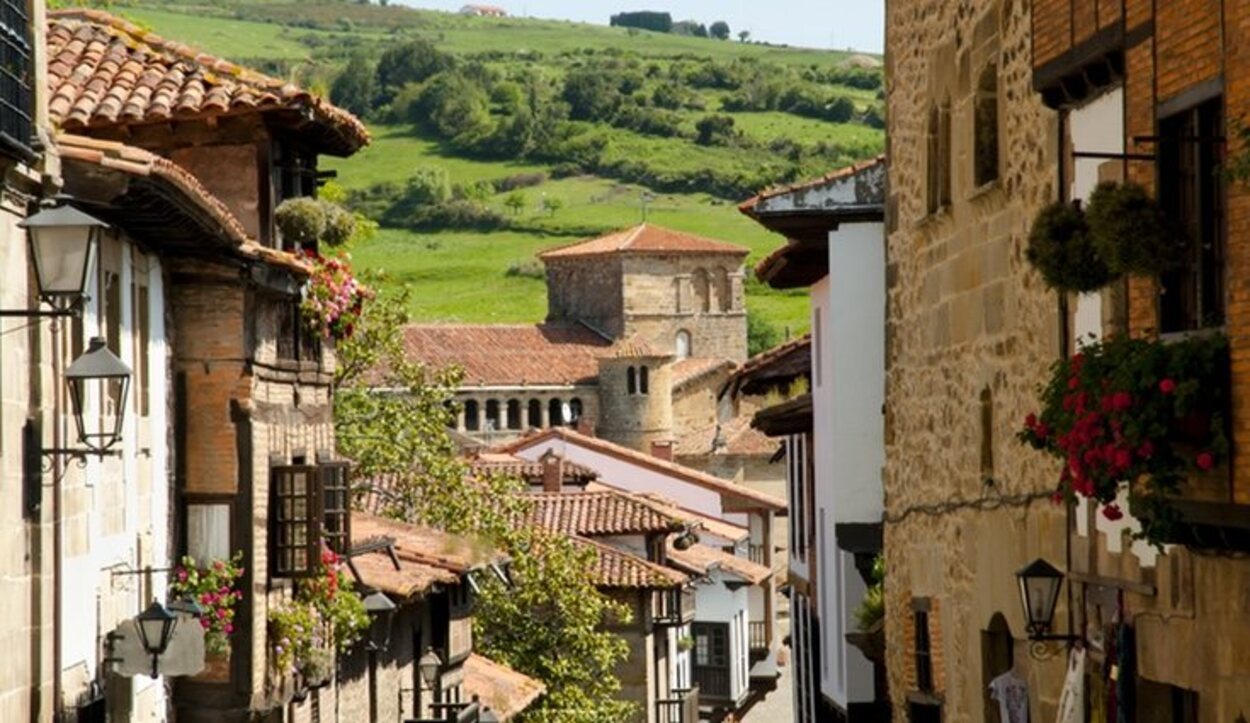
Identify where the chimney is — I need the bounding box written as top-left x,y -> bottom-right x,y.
540,449 -> 564,493
650,440 -> 674,462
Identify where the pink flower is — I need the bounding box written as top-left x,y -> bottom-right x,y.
1102,504 -> 1124,521
1159,378 -> 1176,394
1197,452 -> 1216,471
200,618 -> 211,629
224,624 -> 234,634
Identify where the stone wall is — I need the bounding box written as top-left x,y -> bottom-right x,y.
596,358 -> 674,452
883,0 -> 1069,719
545,257 -> 625,337
620,255 -> 747,363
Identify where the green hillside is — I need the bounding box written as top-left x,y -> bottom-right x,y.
116,1 -> 884,335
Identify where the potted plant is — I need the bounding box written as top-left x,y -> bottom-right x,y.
301,250 -> 373,342
1026,201 -> 1115,293
169,552 -> 245,656
267,547 -> 370,679
1085,182 -> 1175,276
1019,333 -> 1229,545
676,635 -> 694,653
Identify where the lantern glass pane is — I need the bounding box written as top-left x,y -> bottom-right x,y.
31,225 -> 93,296
1025,576 -> 1057,625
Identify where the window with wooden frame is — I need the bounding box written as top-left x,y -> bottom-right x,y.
974,63 -> 1000,188
0,0 -> 33,158
320,461 -> 352,556
272,464 -> 321,577
1159,96 -> 1225,333
913,600 -> 934,692
186,499 -> 233,564
926,100 -> 952,214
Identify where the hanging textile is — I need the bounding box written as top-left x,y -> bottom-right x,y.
988,670 -> 1030,723
1115,625 -> 1135,723
1056,646 -> 1086,723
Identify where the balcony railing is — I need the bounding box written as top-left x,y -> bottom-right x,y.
747,544 -> 767,565
748,621 -> 769,660
693,666 -> 731,700
655,587 -> 696,626
656,686 -> 699,723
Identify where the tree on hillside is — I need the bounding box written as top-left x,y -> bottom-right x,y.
334,283 -> 635,723
330,54 -> 376,118
609,11 -> 673,33
710,20 -> 731,40
417,71 -> 494,147
375,38 -> 455,103
504,191 -> 527,215
747,308 -> 782,357
738,30 -> 751,43
826,96 -> 856,123
695,114 -> 737,146
562,66 -> 623,121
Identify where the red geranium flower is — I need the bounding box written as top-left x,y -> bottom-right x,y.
1102,504 -> 1124,521
1159,378 -> 1176,394
1196,452 -> 1215,471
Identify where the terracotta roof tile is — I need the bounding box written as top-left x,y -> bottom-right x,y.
350,550 -> 457,601
401,323 -> 612,386
572,536 -> 688,589
730,334 -> 811,396
675,414 -> 781,458
606,333 -> 668,359
464,654 -> 545,722
47,10 -> 369,154
521,490 -> 686,537
469,453 -> 599,485
667,542 -> 772,585
672,357 -> 734,390
738,155 -> 887,214
586,483 -> 749,544
539,224 -> 749,260
502,428 -> 787,511
352,513 -> 505,574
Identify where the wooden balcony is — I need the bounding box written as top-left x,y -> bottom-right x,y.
656,687 -> 700,723
654,587 -> 696,627
748,621 -> 769,662
746,544 -> 767,566
693,666 -> 731,701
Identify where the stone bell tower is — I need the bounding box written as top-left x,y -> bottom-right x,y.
594,336 -> 674,453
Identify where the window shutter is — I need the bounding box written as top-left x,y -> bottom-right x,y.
320,461 -> 352,556
271,465 -> 321,577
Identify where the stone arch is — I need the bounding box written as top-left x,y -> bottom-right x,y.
569,398 -> 584,424
506,399 -> 522,430
527,399 -> 542,428
485,400 -> 501,431
715,267 -> 731,311
981,613 -> 1014,723
464,399 -> 479,431
692,268 -> 711,313
548,398 -> 564,426
675,330 -> 692,359
975,62 -> 1000,187
627,366 -> 638,395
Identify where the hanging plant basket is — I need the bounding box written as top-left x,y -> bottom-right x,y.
1085,182 -> 1176,276
1018,333 -> 1230,546
1026,201 -> 1115,293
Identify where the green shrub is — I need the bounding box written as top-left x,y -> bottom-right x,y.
695,114 -> 738,146
505,260 -> 545,279
1086,182 -> 1175,276
1026,201 -> 1114,293
274,197 -> 326,247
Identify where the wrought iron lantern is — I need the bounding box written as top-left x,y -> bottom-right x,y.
418,647 -> 443,687
65,337 -> 131,453
18,201 -> 109,314
135,601 -> 179,678
363,590 -> 397,651
1016,558 -> 1065,638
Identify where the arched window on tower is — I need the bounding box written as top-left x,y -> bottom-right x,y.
675,330 -> 692,359
549,398 -> 564,426
568,398 -> 583,425
627,366 -> 637,395
926,99 -> 952,213
528,399 -> 543,428
464,399 -> 480,431
975,63 -> 1000,188
715,267 -> 731,312
506,399 -> 522,430
485,400 -> 501,431
692,268 -> 711,313
639,366 -> 649,395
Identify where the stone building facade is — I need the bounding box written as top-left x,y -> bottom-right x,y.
1029,0 -> 1250,717
883,0 -> 1070,720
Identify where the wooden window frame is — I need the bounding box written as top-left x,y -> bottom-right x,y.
271,464 -> 322,578
0,0 -> 33,159
913,599 -> 934,693
321,461 -> 352,556
184,495 -> 236,565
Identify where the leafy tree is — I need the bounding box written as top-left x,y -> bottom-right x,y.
826,95 -> 856,123
609,11 -> 673,33
862,103 -> 886,129
709,20 -> 731,40
330,54 -> 376,118
375,38 -> 455,103
695,114 -> 737,146
693,23 -> 709,38
541,196 -> 565,217
747,308 -> 783,357
738,30 -> 751,43
505,191 -> 527,215
562,66 -> 623,121
417,71 -> 494,147
334,284 -> 635,722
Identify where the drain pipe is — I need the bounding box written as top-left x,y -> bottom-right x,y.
51,318 -> 64,723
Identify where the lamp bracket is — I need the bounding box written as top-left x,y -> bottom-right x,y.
0,308 -> 79,318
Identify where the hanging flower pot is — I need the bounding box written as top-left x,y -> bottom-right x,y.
1026,201 -> 1115,293
1085,182 -> 1176,276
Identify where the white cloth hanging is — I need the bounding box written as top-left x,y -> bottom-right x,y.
1055,647 -> 1086,723
989,670 -> 1030,723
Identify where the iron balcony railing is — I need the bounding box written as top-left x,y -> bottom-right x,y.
654,586 -> 696,626
656,686 -> 699,723
693,666 -> 731,700
747,543 -> 767,565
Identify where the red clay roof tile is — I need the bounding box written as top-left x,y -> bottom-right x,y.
539,224 -> 749,260
520,490 -> 686,537
401,323 -> 612,386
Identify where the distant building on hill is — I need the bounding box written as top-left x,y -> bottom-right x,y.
460,4 -> 507,17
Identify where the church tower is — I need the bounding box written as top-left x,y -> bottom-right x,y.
594,336 -> 674,453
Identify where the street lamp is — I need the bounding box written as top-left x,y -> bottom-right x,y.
65,337 -> 132,454
1,200 -> 109,317
363,590 -> 397,651
1016,558 -> 1065,638
135,601 -> 179,678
